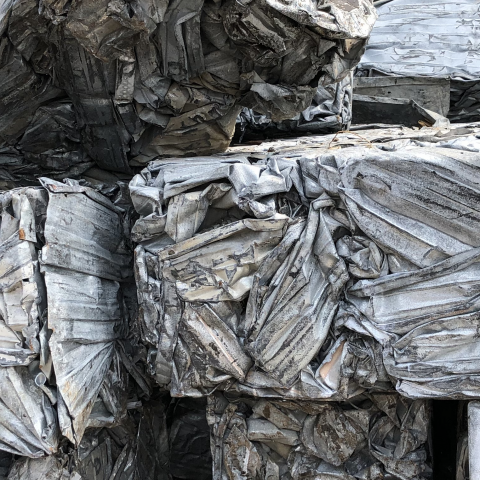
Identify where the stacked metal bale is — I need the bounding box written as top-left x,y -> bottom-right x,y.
129,124 -> 480,478
357,0 -> 480,123
0,178 -> 172,478
0,0 -> 377,178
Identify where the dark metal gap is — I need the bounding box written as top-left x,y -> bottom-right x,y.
432,400 -> 460,480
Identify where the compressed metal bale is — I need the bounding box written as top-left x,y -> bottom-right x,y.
130,123 -> 480,403
0,0 -> 377,176
207,393 -> 432,480
129,137 -> 390,399
0,179 -> 137,458
357,0 -> 480,122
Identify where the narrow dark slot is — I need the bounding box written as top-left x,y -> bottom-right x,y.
432,400 -> 460,480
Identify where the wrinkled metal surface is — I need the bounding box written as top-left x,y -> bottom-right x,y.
0,179 -> 134,458
131,122 -> 480,401
0,0 -> 377,176
208,393 -> 432,479
358,0 -> 480,122
0,367 -> 58,458
360,0 -> 480,78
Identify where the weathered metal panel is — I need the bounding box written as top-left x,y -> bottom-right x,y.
353,76 -> 450,117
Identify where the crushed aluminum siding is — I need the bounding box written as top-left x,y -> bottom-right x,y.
360,0 -> 480,78
207,393 -> 432,480
0,179 -> 133,457
0,0 -> 377,176
358,0 -> 480,122
131,122 -> 480,401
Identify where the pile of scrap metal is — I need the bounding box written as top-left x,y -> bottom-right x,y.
0,178 -> 169,478
208,393 -> 431,479
0,0 -> 377,181
356,0 -> 480,124
128,122 -> 480,478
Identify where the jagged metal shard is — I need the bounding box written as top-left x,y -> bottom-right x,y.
0,179 -> 132,458
207,393 -> 432,479
131,123 -> 480,401
0,0 -> 377,177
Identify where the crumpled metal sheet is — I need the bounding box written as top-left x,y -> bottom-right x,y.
208,393 -> 432,480
0,178 -> 134,458
0,187 -> 47,367
235,75 -> 353,142
5,399 -> 171,479
39,179 -> 132,444
357,0 -> 480,122
1,0 -> 377,175
7,456 -> 65,480
0,367 -> 58,458
130,145 -> 391,400
360,0 -> 480,78
132,124 -> 480,402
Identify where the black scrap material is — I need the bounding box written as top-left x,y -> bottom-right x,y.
0,0 -> 377,178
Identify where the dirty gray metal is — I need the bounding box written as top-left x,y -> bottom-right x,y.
360,0 -> 480,78
456,433 -> 468,480
130,155 -> 389,399
0,178 -> 134,459
5,400 -> 171,479
352,94 -> 450,127
469,402 -> 480,480
7,456 -> 65,480
0,367 -> 58,458
353,76 -> 450,117
208,393 -> 432,479
235,75 -> 353,142
0,0 -> 377,176
358,0 -> 480,122
131,123 -> 480,401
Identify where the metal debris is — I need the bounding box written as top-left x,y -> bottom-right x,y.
208,393 -> 432,479
0,179 -> 134,457
358,0 -> 480,122
129,123 -> 480,404
235,75 -> 353,142
0,0 -> 377,177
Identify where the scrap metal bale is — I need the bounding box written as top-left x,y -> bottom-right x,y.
0,179 -> 135,457
130,123 -> 480,402
357,0 -> 480,123
207,393 -> 432,479
0,0 -> 377,175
